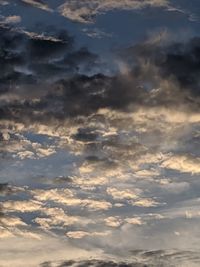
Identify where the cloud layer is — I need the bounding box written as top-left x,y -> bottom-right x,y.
0,9 -> 200,266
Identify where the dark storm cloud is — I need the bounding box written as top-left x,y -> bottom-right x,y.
0,26 -> 26,87
59,73 -> 143,117
0,25 -> 98,88
0,24 -> 101,124
0,24 -> 200,127
27,32 -> 72,61
122,36 -> 200,97
157,38 -> 200,96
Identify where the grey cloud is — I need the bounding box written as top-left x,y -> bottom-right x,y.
158,38 -> 200,97
0,183 -> 24,196
0,25 -> 98,90
0,183 -> 11,195
58,260 -> 144,267
40,250 -> 200,267
1,25 -> 200,129
121,36 -> 200,100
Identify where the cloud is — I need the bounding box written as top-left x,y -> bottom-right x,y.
20,0 -> 52,12
32,188 -> 74,201
104,216 -> 145,227
0,214 -> 41,240
124,217 -> 144,225
0,183 -> 25,196
40,251 -> 200,267
58,0 -> 171,23
0,227 -> 14,238
0,1 -> 9,5
1,26 -> 200,139
155,38 -> 200,97
104,216 -> 122,228
0,25 -> 98,92
161,154 -> 200,174
2,200 -> 43,212
131,198 -> 161,208
0,15 -> 21,25
0,233 -> 101,267
34,207 -> 79,230
106,187 -> 140,200
0,22 -> 200,266
122,36 -> 200,99
32,188 -> 112,211
157,180 -> 190,195
0,131 -> 57,160
82,28 -> 113,39
0,215 -> 27,227
66,230 -> 110,239
73,175 -> 109,190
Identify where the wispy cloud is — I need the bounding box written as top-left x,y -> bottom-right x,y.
58,0 -> 171,23
20,0 -> 52,12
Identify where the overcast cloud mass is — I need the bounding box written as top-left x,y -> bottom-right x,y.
0,1 -> 200,266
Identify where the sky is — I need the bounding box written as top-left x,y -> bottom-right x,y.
0,1 -> 200,266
